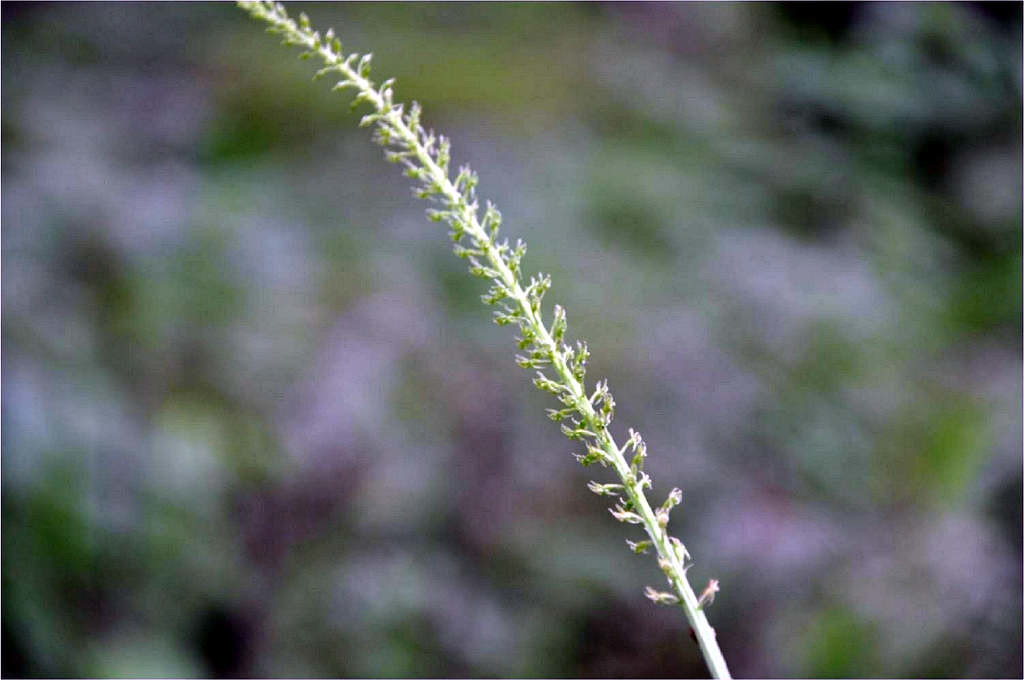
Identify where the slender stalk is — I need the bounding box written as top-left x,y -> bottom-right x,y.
237,3 -> 731,677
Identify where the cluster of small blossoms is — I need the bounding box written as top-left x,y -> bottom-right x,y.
237,3 -> 730,677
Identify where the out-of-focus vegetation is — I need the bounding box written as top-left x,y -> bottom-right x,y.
2,2 -> 1021,677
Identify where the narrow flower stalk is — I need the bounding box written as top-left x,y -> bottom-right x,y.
237,3 -> 731,677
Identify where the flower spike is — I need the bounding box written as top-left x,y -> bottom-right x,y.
237,3 -> 730,677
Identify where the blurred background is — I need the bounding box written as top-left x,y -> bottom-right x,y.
2,2 -> 1021,677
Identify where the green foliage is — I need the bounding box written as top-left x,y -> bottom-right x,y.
874,394 -> 990,508
946,252 -> 1023,334
804,607 -> 879,678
